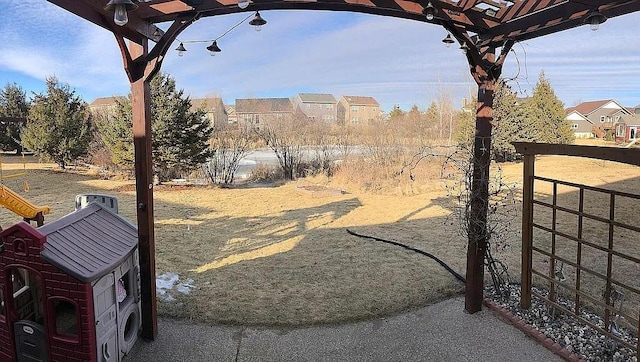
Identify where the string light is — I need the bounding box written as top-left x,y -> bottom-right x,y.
175,12 -> 266,57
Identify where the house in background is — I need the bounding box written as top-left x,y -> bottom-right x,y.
226,105 -> 237,126
235,98 -> 294,130
614,114 -> 640,143
191,98 -> 228,130
88,96 -> 126,118
292,93 -> 338,125
565,99 -> 631,139
337,96 -> 380,126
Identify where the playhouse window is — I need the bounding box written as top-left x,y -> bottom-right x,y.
0,289 -> 4,319
9,268 -> 44,324
50,298 -> 79,342
118,271 -> 134,310
10,269 -> 28,298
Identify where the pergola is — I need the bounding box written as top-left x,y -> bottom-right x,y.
46,0 -> 640,340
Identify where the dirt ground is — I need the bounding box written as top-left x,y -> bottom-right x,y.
0,144 -> 637,327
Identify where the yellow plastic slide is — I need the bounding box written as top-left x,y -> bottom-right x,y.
0,184 -> 50,219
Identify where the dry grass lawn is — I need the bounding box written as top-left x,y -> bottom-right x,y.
0,144 -> 637,327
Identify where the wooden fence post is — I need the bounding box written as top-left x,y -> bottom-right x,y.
520,153 -> 535,308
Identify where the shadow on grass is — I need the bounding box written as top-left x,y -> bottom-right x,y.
2,163 -> 637,329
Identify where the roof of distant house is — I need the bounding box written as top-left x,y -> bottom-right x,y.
620,114 -> 640,126
89,96 -> 126,107
191,97 -> 224,112
566,99 -> 616,116
340,96 -> 379,106
236,98 -> 293,113
297,93 -> 337,103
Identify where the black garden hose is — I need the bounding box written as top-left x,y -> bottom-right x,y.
346,228 -> 466,283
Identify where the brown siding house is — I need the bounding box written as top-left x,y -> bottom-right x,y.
191,98 -> 228,130
235,98 -> 294,130
88,96 -> 126,117
292,93 -> 338,125
565,99 -> 630,139
337,95 -> 380,126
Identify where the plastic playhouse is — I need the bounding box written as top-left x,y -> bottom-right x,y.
0,195 -> 141,361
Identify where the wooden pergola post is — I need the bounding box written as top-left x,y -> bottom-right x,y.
129,40 -> 158,341
450,39 -> 513,313
465,67 -> 496,313
111,16 -> 196,341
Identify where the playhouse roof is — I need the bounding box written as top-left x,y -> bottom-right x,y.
39,203 -> 138,283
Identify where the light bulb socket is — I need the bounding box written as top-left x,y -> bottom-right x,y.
584,9 -> 607,31
249,11 -> 267,28
104,0 -> 138,26
442,33 -> 455,48
176,42 -> 187,56
104,0 -> 138,12
423,2 -> 437,21
206,41 -> 222,53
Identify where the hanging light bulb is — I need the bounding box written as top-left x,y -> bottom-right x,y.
584,9 -> 607,31
442,33 -> 455,48
114,5 -> 129,26
206,41 -> 222,56
176,43 -> 187,57
460,42 -> 469,54
104,0 -> 139,27
238,0 -> 250,9
423,2 -> 436,21
249,11 -> 267,32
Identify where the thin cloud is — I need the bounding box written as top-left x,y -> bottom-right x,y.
1,6 -> 639,109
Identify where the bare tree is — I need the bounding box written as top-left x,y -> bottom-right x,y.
333,124 -> 356,161
307,122 -> 337,177
255,115 -> 311,180
203,126 -> 253,185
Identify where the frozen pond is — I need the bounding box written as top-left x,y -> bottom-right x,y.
233,147 -> 361,180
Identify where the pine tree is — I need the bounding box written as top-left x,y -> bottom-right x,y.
99,73 -> 213,181
0,83 -> 30,153
454,98 -> 476,148
96,96 -> 135,172
387,105 -> 404,122
529,71 -> 574,144
491,80 -> 531,158
22,77 -> 93,168
150,73 -> 213,181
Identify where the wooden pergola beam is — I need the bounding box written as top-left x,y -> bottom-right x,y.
49,0 -> 165,44
513,142 -> 640,167
47,1 -> 640,46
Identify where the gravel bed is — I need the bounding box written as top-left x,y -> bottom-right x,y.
485,283 -> 638,362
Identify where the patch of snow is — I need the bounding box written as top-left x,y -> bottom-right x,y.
176,278 -> 195,294
239,159 -> 257,166
156,272 -> 195,302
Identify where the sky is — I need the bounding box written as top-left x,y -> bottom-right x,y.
1,1 -> 639,113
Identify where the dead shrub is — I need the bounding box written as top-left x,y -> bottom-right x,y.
330,151 -> 445,195
247,164 -> 283,182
